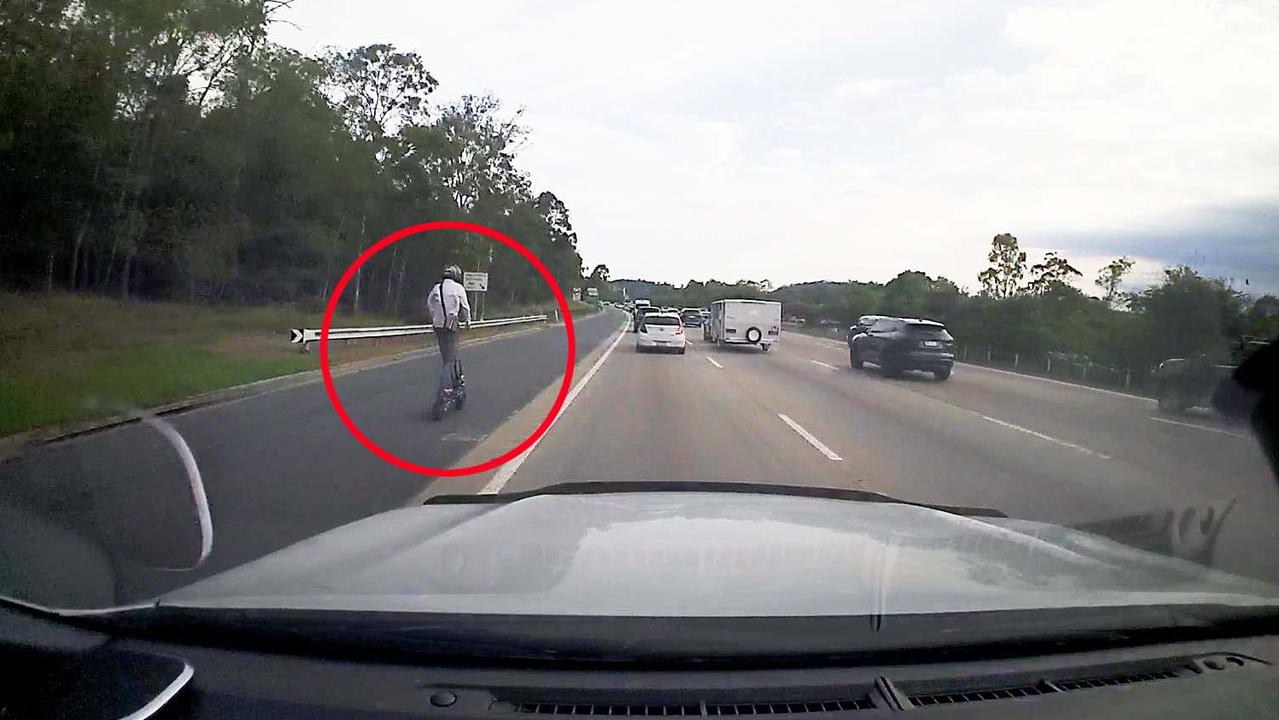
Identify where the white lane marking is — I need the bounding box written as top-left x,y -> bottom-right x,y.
777,413 -> 844,461
957,362 -> 1155,404
978,414 -> 1112,460
808,359 -> 837,370
1147,415 -> 1251,440
707,357 -> 724,369
479,319 -> 629,494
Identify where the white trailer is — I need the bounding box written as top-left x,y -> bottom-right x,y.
704,299 -> 782,351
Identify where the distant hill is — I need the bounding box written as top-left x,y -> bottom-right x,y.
608,278 -> 675,300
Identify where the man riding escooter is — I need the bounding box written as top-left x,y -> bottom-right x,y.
427,264 -> 472,418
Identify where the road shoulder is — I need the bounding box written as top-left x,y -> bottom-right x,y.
415,313 -> 628,500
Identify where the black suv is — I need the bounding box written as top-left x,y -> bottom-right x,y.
849,317 -> 955,380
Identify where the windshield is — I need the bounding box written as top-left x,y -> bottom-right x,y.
906,325 -> 953,341
644,316 -> 680,326
2,0 -> 1279,657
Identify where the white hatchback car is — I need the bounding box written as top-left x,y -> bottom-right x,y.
635,312 -> 687,354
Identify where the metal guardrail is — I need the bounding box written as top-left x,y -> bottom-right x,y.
289,314 -> 548,350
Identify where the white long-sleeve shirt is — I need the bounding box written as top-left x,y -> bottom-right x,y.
427,278 -> 472,329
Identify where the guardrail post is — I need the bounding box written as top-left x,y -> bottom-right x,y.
1014,353 -> 1019,369
1082,364 -> 1088,382
986,348 -> 992,362
1124,369 -> 1131,390
300,341 -> 311,354
1046,355 -> 1051,374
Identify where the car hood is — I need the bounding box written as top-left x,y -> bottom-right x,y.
158,491 -> 1279,616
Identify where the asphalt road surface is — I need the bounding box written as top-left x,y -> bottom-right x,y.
496,311 -> 1279,585
3,307 -> 1277,609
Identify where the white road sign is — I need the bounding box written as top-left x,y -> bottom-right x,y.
587,287 -> 599,297
463,271 -> 489,292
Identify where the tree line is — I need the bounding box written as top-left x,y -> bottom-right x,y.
617,234 -> 1278,371
1,0 -> 588,315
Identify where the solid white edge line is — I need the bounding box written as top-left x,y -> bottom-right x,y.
478,318 -> 629,494
956,361 -> 1156,403
979,414 -> 1112,460
808,359 -> 837,370
777,413 -> 844,461
1147,415 -> 1251,440
707,357 -> 724,369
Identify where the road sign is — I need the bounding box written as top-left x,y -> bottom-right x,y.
572,288 -> 582,301
587,287 -> 599,298
463,271 -> 489,292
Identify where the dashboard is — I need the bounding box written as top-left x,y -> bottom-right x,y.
4,606 -> 1279,719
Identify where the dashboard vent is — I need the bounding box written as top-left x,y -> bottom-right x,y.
705,699 -> 876,715
505,698 -> 876,716
496,655 -> 1262,716
908,683 -> 1052,707
512,704 -> 701,716
1056,668 -> 1180,692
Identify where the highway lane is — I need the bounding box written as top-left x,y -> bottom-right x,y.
0,311 -> 618,606
496,319 -> 1279,584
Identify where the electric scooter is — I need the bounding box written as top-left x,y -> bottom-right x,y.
431,359 -> 466,421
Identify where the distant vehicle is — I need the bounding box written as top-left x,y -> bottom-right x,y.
634,299 -> 651,308
661,307 -> 678,314
680,308 -> 704,327
1154,338 -> 1268,412
705,299 -> 782,351
635,312 -> 687,354
631,305 -> 662,332
850,317 -> 955,380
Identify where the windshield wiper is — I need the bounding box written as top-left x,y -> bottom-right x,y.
423,480 -> 1006,518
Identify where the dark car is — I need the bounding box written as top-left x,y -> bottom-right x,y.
680,308 -> 704,327
849,317 -> 955,380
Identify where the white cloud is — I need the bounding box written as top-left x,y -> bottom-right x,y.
271,0 -> 1279,291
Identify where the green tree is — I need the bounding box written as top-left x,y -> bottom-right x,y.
1128,266 -> 1245,362
1026,251 -> 1082,295
1244,295 -> 1279,340
977,233 -> 1026,299
324,44 -> 436,147
880,270 -> 930,316
1095,256 -> 1135,307
924,276 -> 966,319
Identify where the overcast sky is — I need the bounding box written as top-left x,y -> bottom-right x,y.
271,0 -> 1279,294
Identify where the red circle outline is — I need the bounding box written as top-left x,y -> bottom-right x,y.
320,221 -> 576,477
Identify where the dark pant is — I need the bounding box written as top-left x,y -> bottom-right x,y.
435,328 -> 459,395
